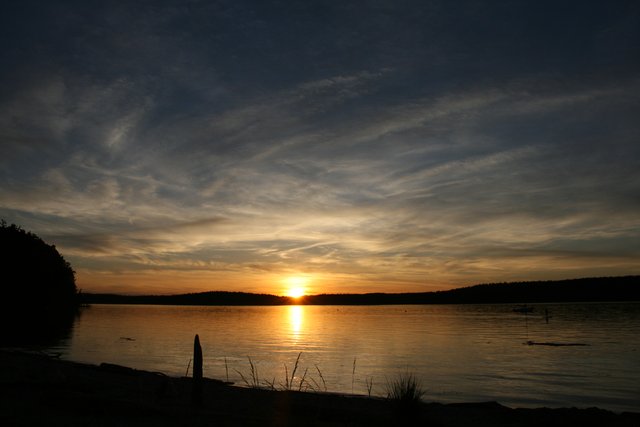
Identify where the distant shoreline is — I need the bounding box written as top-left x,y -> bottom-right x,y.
81,275 -> 640,306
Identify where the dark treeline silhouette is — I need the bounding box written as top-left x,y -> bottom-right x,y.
81,276 -> 640,306
84,291 -> 290,305
303,276 -> 640,305
0,221 -> 79,345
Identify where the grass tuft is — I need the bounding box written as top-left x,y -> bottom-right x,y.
385,372 -> 425,404
283,352 -> 302,390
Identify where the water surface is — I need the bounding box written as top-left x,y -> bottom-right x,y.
51,303 -> 640,412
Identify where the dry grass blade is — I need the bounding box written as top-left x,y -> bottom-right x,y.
298,367 -> 308,391
235,356 -> 261,388
315,364 -> 327,392
290,352 -> 301,389
352,357 -> 356,393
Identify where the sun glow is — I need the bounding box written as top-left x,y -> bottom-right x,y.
284,276 -> 308,298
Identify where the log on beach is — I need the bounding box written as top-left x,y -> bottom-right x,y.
0,350 -> 638,427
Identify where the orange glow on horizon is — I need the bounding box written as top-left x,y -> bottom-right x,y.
76,268 -> 458,296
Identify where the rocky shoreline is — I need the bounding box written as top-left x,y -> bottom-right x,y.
1,350 -> 638,426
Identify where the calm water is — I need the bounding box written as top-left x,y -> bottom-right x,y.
50,303 -> 639,412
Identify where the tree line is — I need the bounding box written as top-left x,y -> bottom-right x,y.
82,276 -> 640,306
0,221 -> 79,344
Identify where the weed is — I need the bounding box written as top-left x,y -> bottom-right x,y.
298,367 -> 309,391
264,377 -> 277,390
385,372 -> 425,404
315,364 -> 327,392
283,352 -> 302,390
366,376 -> 374,397
185,358 -> 192,377
234,356 -> 261,388
352,357 -> 357,394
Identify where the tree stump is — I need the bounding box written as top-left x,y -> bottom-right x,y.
192,334 -> 203,406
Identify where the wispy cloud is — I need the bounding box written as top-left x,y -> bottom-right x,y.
1,1 -> 639,294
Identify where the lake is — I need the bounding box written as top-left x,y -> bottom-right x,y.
49,302 -> 640,413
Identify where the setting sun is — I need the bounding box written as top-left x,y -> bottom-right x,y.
284,276 -> 308,298
287,287 -> 306,298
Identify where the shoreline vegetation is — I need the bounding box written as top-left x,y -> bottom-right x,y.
1,221 -> 79,346
1,350 -> 638,427
82,275 -> 640,306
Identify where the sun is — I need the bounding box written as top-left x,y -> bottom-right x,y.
288,287 -> 306,298
284,276 -> 308,298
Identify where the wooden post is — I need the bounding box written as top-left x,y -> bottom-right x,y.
192,334 -> 203,406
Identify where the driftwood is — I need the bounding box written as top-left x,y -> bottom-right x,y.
526,341 -> 589,347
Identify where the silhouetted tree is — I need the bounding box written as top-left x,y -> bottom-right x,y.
0,220 -> 79,345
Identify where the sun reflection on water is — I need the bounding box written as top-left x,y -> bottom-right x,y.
288,305 -> 304,336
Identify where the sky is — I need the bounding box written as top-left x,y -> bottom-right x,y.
1,0 -> 639,296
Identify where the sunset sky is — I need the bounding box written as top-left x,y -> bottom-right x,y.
1,1 -> 639,295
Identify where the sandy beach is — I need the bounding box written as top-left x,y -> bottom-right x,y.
1,350 -> 638,426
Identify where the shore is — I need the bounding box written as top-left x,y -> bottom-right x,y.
1,350 -> 638,426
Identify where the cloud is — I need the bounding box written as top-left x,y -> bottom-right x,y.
1,1 -> 639,293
